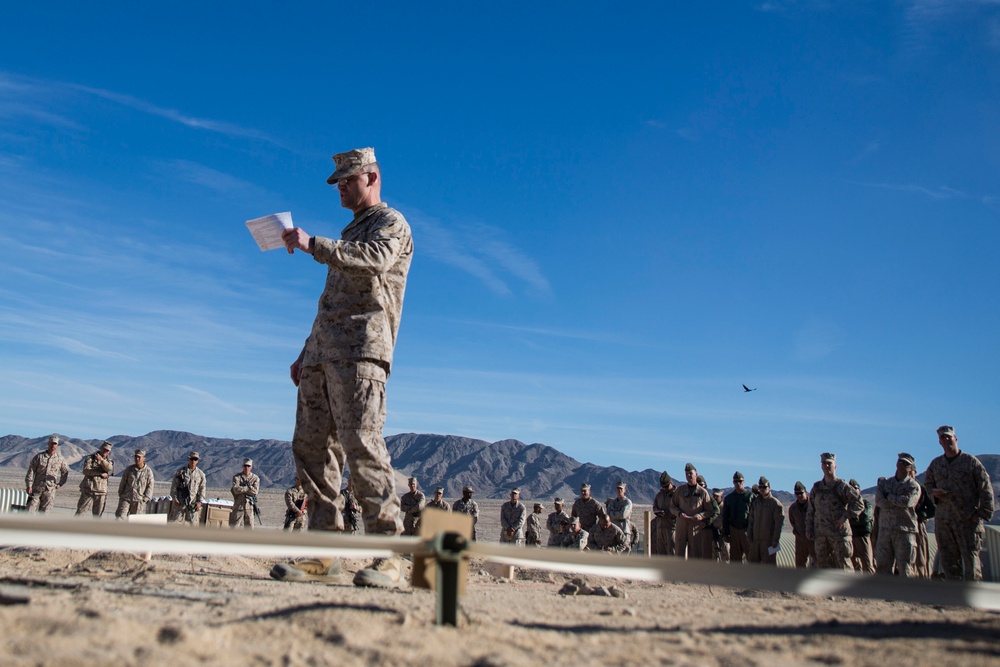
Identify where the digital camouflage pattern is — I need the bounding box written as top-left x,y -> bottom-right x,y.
874,473 -> 920,576
547,508 -> 571,546
452,497 -> 479,540
76,450 -> 114,517
525,511 -> 542,546
168,466 -> 207,523
230,470 -> 260,529
500,500 -> 527,544
400,489 -> 426,536
571,496 -> 603,531
588,521 -> 629,554
284,484 -> 308,531
559,527 -> 590,550
924,451 -> 995,580
115,464 -> 154,519
25,449 -> 69,513
806,477 -> 863,570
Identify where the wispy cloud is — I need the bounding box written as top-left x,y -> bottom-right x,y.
158,159 -> 266,196
792,317 -> 844,362
900,0 -> 1000,55
174,385 -> 249,415
853,180 -> 981,201
408,211 -> 552,298
49,336 -> 139,361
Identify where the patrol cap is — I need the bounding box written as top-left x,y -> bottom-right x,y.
554,497 -> 564,504
684,463 -> 697,473
696,474 -> 706,487
510,487 -> 520,494
897,452 -> 915,467
821,452 -> 836,463
188,451 -> 200,460
659,471 -> 672,486
134,449 -> 146,457
794,481 -> 807,494
936,425 -> 955,436
733,471 -> 744,482
47,435 -> 59,445
100,441 -> 113,451
408,477 -> 417,484
326,147 -> 377,184
534,503 -> 543,509
434,486 -> 444,493
243,458 -> 253,466
616,481 -> 626,489
462,485 -> 473,493
711,488 -> 722,496
580,483 -> 591,491
849,478 -> 860,490
563,516 -> 580,526
758,476 -> 770,487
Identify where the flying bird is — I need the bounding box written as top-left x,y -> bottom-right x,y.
742,384 -> 756,392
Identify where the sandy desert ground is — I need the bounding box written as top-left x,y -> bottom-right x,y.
1,471 -> 999,666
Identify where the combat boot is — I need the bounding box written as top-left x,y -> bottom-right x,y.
352,556 -> 402,588
269,557 -> 342,582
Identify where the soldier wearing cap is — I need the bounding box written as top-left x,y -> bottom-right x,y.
500,487 -> 527,545
747,476 -> 784,565
787,481 -> 815,568
426,486 -> 449,512
848,478 -> 875,574
76,441 -> 114,517
571,483 -> 603,531
452,486 -> 479,540
116,449 -> 154,520
525,502 -> 544,546
911,467 -> 936,578
874,453 -> 921,576
710,488 -> 728,562
924,425 -> 995,581
723,471 -> 753,563
587,509 -> 629,554
284,476 -> 308,531
806,453 -> 864,570
400,477 -> 426,536
230,458 -> 260,529
558,516 -> 589,550
25,435 -> 69,514
651,471 -> 676,556
695,475 -> 720,559
670,463 -> 714,559
547,497 -> 571,546
606,481 -> 635,551
168,451 -> 206,524
276,146 -> 414,588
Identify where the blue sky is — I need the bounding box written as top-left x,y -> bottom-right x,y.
1,1 -> 998,493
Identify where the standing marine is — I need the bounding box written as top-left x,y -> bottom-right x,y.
805,452 -> 863,570
76,441 -> 114,517
25,435 -> 69,514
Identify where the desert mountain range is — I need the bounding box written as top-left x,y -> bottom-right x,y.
1,430 -> 997,510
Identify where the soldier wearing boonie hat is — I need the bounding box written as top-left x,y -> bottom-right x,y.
652,471 -> 677,556
547,497 -> 571,546
572,482 -> 602,531
500,487 -> 526,545
806,450 -> 863,570
873,451 -> 921,576
925,424 -> 995,580
273,144 -> 414,589
75,439 -> 116,518
115,448 -> 154,520
451,485 -> 479,540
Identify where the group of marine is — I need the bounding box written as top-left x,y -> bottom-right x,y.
21,424 -> 995,582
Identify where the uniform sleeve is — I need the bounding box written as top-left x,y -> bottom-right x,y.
845,484 -> 864,520
231,475 -> 243,498
975,460 -> 995,520
248,475 -> 260,496
312,215 -> 410,277
58,459 -> 69,487
805,494 -> 815,535
170,471 -> 181,499
25,458 -> 34,491
923,462 -> 938,495
118,471 -> 128,497
193,472 -> 206,503
142,469 -> 155,502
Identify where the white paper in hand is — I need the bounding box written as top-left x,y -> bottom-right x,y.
246,212 -> 294,251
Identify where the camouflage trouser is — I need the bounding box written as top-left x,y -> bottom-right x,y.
914,523 -> 931,578
814,531 -> 854,570
284,511 -> 307,531
675,516 -> 707,559
75,491 -> 107,517
293,361 -> 401,536
651,516 -> 675,556
115,499 -> 146,520
402,513 -> 420,536
794,534 -> 816,568
25,485 -> 58,513
728,528 -> 750,563
851,535 -> 874,574
168,501 -> 199,524
525,530 -> 541,546
874,528 -> 916,576
500,529 -> 522,546
547,531 -> 564,547
935,514 -> 984,581
229,497 -> 254,529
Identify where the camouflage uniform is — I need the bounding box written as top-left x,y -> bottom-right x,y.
723,487 -> 753,563
291,201 -> 413,536
230,470 -> 260,529
525,510 -> 543,546
400,489 -> 426,536
341,488 -> 362,534
913,482 -> 935,578
559,526 -> 590,550
787,494 -> 815,568
115,463 -> 154,519
848,491 -> 875,574
426,498 -> 450,512
806,476 -> 863,570
924,450 -> 995,581
588,521 -> 629,554
606,494 -> 633,548
874,473 -> 920,576
76,447 -> 114,517
284,484 -> 308,531
547,506 -> 571,546
168,465 -> 206,523
500,499 -> 527,545
452,495 -> 479,540
670,483 -> 714,559
651,480 -> 676,556
25,448 -> 69,514
747,494 -> 784,565
571,495 -> 603,532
